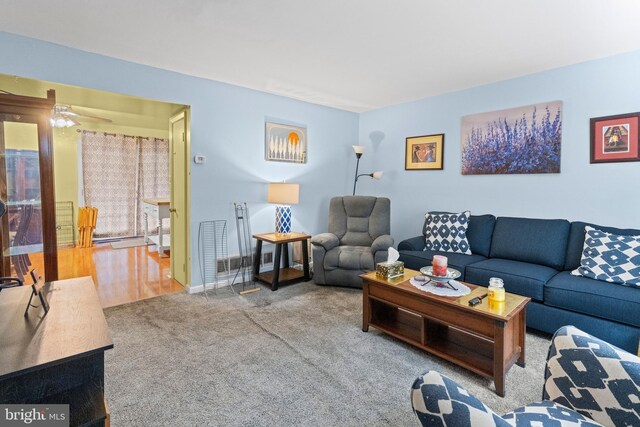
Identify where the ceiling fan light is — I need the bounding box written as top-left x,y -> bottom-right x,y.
54,117 -> 68,128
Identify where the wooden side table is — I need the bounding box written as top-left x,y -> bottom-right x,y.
252,232 -> 311,290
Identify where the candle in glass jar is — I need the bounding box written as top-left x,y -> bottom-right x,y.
432,255 -> 448,276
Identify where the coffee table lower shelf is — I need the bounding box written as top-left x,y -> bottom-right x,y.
368,298 -> 494,378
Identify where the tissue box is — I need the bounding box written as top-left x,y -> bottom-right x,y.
376,261 -> 405,279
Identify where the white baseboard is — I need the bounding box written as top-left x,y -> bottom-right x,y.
188,279 -> 231,294
187,266 -> 267,294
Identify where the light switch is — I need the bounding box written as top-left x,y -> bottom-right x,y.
194,154 -> 206,164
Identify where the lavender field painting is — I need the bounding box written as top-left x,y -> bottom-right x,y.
461,101 -> 562,175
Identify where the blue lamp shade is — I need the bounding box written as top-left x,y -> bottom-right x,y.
268,183 -> 299,234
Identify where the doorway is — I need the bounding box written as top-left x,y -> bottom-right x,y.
0,73 -> 191,306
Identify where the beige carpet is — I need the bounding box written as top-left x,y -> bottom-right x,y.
103,281 -> 551,426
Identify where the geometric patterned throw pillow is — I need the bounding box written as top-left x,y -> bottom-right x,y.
543,326 -> 640,427
571,226 -> 640,288
424,211 -> 472,255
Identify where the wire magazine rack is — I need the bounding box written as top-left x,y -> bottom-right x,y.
198,220 -> 229,297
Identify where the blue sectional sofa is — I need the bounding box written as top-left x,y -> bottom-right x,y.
398,215 -> 640,353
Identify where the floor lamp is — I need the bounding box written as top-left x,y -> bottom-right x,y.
352,145 -> 383,195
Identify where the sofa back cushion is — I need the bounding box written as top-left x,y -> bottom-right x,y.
423,214 -> 495,257
564,221 -> 640,271
328,196 -> 390,247
490,217 -> 570,270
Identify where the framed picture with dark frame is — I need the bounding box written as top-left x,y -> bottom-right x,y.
590,112 -> 640,164
405,134 -> 444,170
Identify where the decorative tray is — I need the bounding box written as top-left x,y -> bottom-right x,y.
419,267 -> 462,289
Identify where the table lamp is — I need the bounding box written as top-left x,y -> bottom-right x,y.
268,183 -> 299,234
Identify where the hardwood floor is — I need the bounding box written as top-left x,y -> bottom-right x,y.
28,243 -> 184,308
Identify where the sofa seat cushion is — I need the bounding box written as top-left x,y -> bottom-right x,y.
465,259 -> 558,301
398,250 -> 486,278
545,271 -> 640,328
324,246 -> 374,271
501,401 -> 604,426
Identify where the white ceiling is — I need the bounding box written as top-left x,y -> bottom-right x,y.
2,0 -> 640,112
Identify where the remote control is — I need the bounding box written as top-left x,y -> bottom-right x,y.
468,293 -> 488,307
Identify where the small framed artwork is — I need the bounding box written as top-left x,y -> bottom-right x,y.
405,134 -> 444,170
590,112 -> 640,164
265,122 -> 307,164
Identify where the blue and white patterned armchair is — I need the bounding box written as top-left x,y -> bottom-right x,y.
411,326 -> 640,426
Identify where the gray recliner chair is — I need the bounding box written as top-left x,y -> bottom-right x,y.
311,196 -> 393,288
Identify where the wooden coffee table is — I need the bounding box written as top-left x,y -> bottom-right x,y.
361,269 -> 530,396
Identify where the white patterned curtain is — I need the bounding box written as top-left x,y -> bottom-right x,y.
136,137 -> 170,235
81,132 -> 169,238
82,132 -> 137,237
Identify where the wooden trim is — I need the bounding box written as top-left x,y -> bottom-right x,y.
0,91 -> 55,111
0,121 -> 9,276
0,90 -> 58,281
37,113 -> 58,281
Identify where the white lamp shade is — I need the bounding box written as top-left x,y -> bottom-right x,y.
372,171 -> 383,180
352,145 -> 364,155
268,183 -> 299,205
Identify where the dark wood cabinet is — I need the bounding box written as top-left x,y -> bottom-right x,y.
0,90 -> 58,281
0,277 -> 113,426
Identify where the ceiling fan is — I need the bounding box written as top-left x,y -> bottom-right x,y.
50,105 -> 113,128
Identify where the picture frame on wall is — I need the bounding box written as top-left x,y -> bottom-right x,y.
405,134 -> 444,170
265,122 -> 307,164
590,112 -> 640,164
461,101 -> 562,175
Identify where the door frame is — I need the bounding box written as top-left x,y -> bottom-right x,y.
0,90 -> 58,281
169,109 -> 190,286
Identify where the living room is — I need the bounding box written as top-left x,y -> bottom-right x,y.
0,1 -> 639,426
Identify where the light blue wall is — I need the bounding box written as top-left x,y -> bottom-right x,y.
359,50 -> 640,244
0,32 -> 359,287
3,31 -> 639,283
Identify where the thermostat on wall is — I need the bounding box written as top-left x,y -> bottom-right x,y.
194,154 -> 206,164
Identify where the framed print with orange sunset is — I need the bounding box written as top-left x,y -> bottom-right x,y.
590,112 -> 640,164
265,122 -> 307,163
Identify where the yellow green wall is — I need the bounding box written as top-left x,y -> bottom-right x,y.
4,122 -> 39,150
